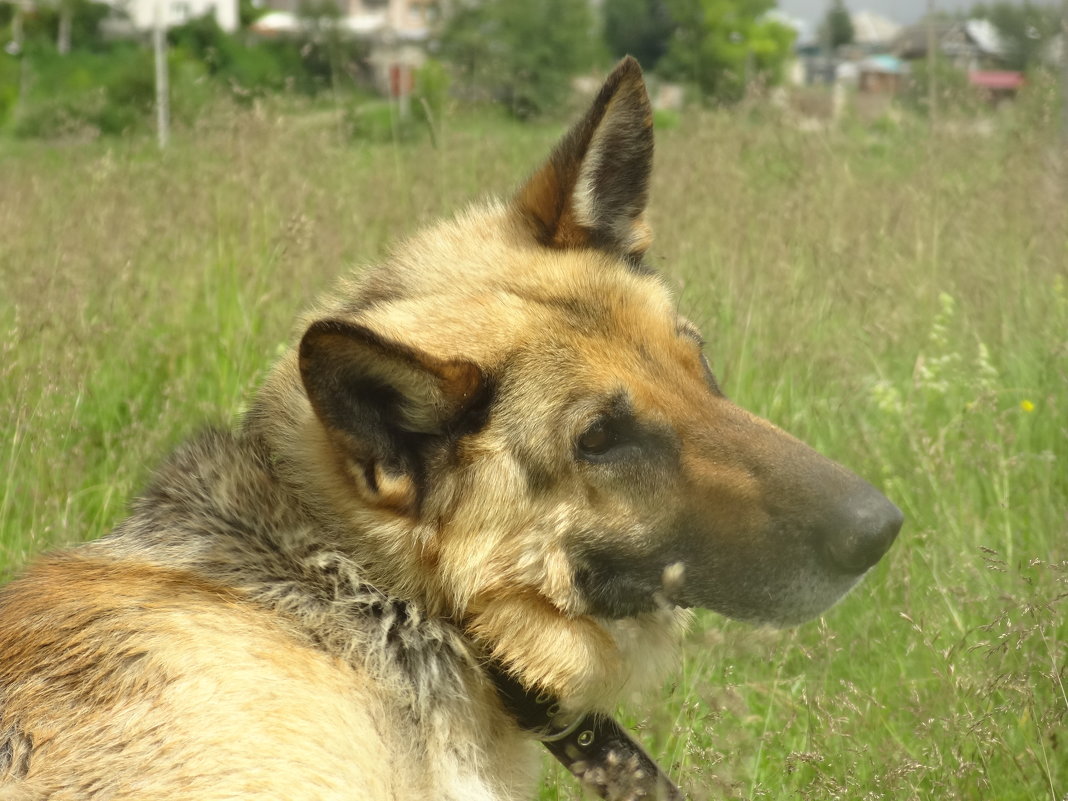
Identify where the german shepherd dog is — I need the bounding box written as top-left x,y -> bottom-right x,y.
0,58 -> 901,800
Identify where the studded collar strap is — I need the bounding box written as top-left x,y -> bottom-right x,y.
488,665 -> 686,801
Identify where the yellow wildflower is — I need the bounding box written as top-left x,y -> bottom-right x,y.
1020,399 -> 1035,413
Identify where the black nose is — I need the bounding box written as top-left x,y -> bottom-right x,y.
820,487 -> 903,575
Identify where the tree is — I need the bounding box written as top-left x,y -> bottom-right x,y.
603,0 -> 674,70
657,0 -> 796,103
4,0 -> 109,54
968,1 -> 1061,72
439,0 -> 600,119
819,0 -> 853,51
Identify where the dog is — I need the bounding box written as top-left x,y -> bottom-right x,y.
0,57 -> 901,801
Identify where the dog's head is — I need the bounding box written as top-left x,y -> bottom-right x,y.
261,57 -> 901,708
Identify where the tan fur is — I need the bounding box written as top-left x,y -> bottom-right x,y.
0,57 -> 899,800
1,556 -> 532,799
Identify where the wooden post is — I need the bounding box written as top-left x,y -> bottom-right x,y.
57,0 -> 71,54
1061,0 -> 1068,147
153,2 -> 170,150
8,0 -> 26,117
927,0 -> 937,127
11,0 -> 24,54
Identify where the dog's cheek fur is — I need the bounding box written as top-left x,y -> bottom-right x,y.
429,439 -> 687,711
463,588 -> 688,713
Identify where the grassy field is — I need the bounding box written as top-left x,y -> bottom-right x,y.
1,98 -> 1066,800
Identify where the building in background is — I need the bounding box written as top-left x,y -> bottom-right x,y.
857,54 -> 908,94
795,9 -> 900,85
848,10 -> 901,52
893,18 -> 1006,71
968,70 -> 1025,105
102,0 -> 239,32
252,0 -> 439,96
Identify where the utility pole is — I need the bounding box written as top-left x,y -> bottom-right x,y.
9,0 -> 24,54
1061,0 -> 1068,147
927,0 -> 938,128
57,0 -> 72,54
153,0 -> 170,150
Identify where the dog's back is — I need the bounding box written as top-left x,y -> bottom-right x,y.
0,429 -> 536,800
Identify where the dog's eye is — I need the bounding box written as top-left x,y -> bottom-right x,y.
576,418 -> 637,462
578,422 -> 615,456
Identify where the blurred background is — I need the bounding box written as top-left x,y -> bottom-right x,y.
0,0 -> 1066,139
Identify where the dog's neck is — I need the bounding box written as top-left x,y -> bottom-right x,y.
487,664 -> 685,801
234,416 -> 685,798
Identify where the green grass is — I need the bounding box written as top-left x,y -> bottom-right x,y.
1,101 -> 1065,801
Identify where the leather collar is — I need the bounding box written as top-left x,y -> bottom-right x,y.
488,664 -> 686,800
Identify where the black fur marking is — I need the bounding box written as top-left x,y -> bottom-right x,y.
512,445 -> 556,494
506,288 -> 609,331
443,374 -> 496,448
571,528 -> 699,619
300,320 -> 495,507
574,394 -> 678,467
572,553 -> 661,618
339,276 -> 407,316
515,56 -> 653,260
622,252 -> 656,275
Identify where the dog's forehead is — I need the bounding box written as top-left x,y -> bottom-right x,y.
355,209 -> 682,363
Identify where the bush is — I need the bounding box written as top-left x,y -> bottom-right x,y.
3,12 -> 373,141
345,99 -> 403,142
902,56 -> 979,117
603,0 -> 673,70
12,91 -> 102,139
170,14 -> 285,97
3,0 -> 110,53
652,107 -> 680,129
438,0 -> 601,119
412,58 -> 449,129
11,46 -> 212,139
168,12 -> 363,99
12,47 -> 141,138
343,61 -> 451,145
0,55 -> 20,129
657,0 -> 796,105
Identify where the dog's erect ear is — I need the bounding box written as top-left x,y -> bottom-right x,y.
514,56 -> 654,261
299,319 -> 489,514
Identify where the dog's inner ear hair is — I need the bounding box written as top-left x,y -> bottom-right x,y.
299,319 -> 490,513
514,56 -> 654,264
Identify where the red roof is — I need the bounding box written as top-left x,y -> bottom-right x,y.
969,71 -> 1025,90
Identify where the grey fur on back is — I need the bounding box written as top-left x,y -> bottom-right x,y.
99,428 -> 478,716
